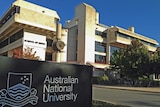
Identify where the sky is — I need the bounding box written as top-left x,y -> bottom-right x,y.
0,0 -> 160,45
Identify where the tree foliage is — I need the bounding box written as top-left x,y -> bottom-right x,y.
149,49 -> 160,75
111,39 -> 160,80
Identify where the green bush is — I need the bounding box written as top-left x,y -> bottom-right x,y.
138,75 -> 149,80
92,75 -> 109,84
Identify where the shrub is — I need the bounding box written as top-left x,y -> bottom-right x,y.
92,75 -> 109,84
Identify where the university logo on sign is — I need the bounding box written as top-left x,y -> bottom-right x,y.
0,72 -> 38,107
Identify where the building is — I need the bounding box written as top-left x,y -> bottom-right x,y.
0,0 -> 67,62
65,3 -> 159,76
0,1 -> 159,78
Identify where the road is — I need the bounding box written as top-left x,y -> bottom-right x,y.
93,86 -> 160,107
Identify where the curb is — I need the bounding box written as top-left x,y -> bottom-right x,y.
93,85 -> 160,93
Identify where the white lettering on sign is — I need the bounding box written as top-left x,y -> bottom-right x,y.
43,75 -> 78,84
43,75 -> 78,103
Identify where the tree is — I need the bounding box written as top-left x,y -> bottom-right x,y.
110,49 -> 126,77
149,48 -> 160,75
111,39 -> 150,80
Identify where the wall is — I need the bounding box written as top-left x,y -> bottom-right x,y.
23,32 -> 46,60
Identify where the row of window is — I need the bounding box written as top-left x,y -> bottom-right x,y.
95,44 -> 121,64
116,32 -> 157,47
95,54 -> 106,64
95,41 -> 107,63
0,29 -> 23,48
45,53 -> 107,64
95,41 -> 106,53
117,32 -> 134,40
0,5 -> 20,27
141,40 -> 157,47
0,32 -> 53,49
75,29 -> 107,38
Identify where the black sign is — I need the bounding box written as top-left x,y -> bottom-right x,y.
0,56 -> 92,107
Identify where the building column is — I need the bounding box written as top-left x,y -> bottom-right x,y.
106,43 -> 110,64
8,50 -> 13,57
55,23 -> 62,62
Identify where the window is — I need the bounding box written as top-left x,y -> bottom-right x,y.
116,32 -> 134,40
95,30 -> 106,38
116,32 -> 157,47
10,29 -> 23,43
0,6 -> 20,27
110,46 -> 121,58
110,46 -> 122,63
45,53 -> 52,61
95,54 -> 106,64
102,32 -> 107,38
0,39 -> 8,48
95,41 -> 106,53
0,29 -> 23,49
141,40 -> 157,47
47,39 -> 53,47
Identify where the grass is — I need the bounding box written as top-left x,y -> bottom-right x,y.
92,100 -> 130,107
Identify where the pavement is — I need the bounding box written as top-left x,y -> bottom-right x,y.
93,85 -> 160,93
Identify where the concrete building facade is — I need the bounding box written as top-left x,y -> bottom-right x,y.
65,3 -> 159,76
66,3 -> 158,64
0,0 -> 67,62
